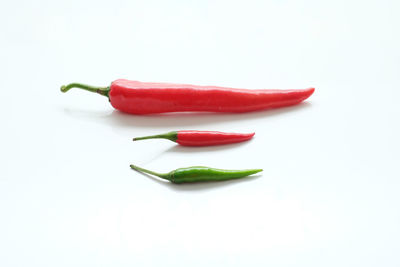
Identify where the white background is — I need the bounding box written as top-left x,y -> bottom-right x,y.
1,0 -> 399,266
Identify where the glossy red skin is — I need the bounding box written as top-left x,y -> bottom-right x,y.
109,79 -> 314,115
176,131 -> 255,146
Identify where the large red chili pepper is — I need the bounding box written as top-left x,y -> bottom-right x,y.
133,130 -> 255,146
60,79 -> 314,114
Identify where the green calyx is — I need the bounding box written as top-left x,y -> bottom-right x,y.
60,82 -> 110,98
130,164 -> 171,181
130,164 -> 262,184
132,131 -> 178,143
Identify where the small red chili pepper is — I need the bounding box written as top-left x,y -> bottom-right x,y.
133,130 -> 255,146
60,79 -> 314,114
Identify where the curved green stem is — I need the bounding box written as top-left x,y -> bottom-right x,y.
130,164 -> 170,181
60,83 -> 110,97
132,131 -> 178,142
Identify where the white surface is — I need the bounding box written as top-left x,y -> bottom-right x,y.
1,0 -> 399,266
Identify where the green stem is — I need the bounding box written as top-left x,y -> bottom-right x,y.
60,83 -> 110,97
130,164 -> 170,181
132,131 -> 178,142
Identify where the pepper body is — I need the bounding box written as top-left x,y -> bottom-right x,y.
109,79 -> 314,114
176,131 -> 254,146
168,166 -> 262,183
130,164 -> 262,184
132,130 -> 255,146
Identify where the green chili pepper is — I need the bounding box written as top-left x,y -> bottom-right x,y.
130,164 -> 262,184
